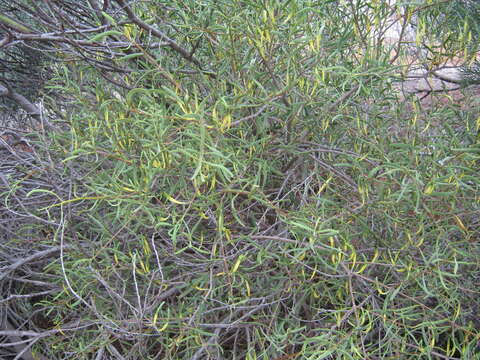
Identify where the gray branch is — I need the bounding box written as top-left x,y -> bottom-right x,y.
0,82 -> 41,120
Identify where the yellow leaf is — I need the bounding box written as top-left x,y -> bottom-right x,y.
222,114 -> 231,131
245,279 -> 251,297
424,184 -> 434,195
157,322 -> 168,332
153,306 -> 161,325
194,285 -> 209,291
232,255 -> 244,273
454,215 -> 467,232
164,193 -> 189,205
357,263 -> 368,274
309,264 -> 317,280
122,186 -> 136,192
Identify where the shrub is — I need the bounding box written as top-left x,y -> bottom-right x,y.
1,1 -> 479,359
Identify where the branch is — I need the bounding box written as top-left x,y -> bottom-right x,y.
0,246 -> 71,282
0,14 -> 33,33
0,33 -> 12,48
0,82 -> 41,120
114,0 -> 203,68
13,32 -> 114,46
87,0 -> 110,26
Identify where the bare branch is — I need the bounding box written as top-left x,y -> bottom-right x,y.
0,246 -> 71,282
0,82 -> 41,120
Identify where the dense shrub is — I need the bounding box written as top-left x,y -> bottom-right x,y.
1,1 -> 479,359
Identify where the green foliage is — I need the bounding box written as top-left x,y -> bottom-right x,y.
3,1 -> 480,359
